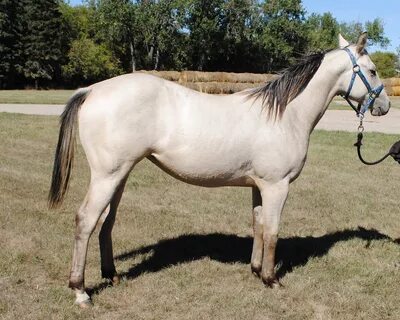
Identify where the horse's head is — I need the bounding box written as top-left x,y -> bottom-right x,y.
338,33 -> 391,116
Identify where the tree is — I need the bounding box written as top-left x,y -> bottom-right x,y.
370,51 -> 398,78
185,0 -> 225,70
339,18 -> 390,49
62,38 -> 122,85
218,0 -> 264,72
0,0 -> 24,87
134,0 -> 188,70
59,2 -> 93,40
260,0 -> 308,71
18,0 -> 65,88
92,0 -> 137,71
306,12 -> 339,52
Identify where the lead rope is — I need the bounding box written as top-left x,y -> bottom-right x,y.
354,116 -> 400,165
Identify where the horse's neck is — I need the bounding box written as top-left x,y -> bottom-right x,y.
285,53 -> 344,136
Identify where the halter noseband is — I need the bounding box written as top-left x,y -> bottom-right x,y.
342,47 -> 384,117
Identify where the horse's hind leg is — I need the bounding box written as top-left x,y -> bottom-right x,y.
251,187 -> 263,276
99,177 -> 128,284
69,170 -> 130,307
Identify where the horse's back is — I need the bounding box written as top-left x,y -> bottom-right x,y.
76,73 -> 260,185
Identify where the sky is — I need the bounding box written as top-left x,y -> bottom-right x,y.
68,0 -> 399,52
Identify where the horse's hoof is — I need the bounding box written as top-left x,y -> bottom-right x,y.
251,265 -> 261,278
262,276 -> 283,288
75,291 -> 92,308
77,299 -> 93,309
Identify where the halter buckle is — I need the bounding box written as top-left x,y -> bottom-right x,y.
352,65 -> 360,73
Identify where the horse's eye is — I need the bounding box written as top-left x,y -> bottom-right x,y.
370,70 -> 377,76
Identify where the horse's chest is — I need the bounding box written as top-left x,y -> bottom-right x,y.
251,141 -> 308,181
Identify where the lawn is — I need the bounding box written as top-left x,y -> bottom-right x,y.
0,90 -> 74,104
0,113 -> 399,319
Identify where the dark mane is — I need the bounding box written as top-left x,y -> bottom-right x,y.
247,52 -> 325,119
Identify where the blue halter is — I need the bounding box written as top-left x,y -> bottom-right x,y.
342,47 -> 384,116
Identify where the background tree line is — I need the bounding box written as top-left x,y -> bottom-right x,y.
0,0 -> 398,89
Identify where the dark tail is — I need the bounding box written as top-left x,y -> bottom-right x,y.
48,88 -> 91,209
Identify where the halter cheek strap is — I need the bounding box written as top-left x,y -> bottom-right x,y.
342,47 -> 384,116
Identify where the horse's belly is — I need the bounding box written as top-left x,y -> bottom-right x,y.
147,154 -> 255,187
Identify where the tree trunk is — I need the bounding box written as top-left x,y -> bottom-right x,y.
130,41 -> 136,72
154,49 -> 159,70
35,79 -> 38,90
148,45 -> 154,60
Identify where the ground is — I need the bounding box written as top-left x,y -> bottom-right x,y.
0,113 -> 399,319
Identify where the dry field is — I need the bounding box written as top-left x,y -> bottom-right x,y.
1,113 -> 400,320
0,90 -> 74,104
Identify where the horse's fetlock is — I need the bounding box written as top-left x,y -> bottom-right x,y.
69,278 -> 84,290
261,274 -> 282,288
101,268 -> 117,281
251,263 -> 262,277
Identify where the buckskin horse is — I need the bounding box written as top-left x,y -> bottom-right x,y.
49,33 -> 390,307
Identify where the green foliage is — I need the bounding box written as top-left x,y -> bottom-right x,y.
0,0 -> 24,87
62,38 -> 122,85
218,0 -> 264,72
133,0 -> 188,70
0,0 -> 394,88
91,0 -> 136,71
59,3 -> 93,40
370,51 -> 398,78
364,19 -> 390,48
18,0 -> 65,88
260,0 -> 307,71
306,12 -> 339,52
397,46 -> 400,74
339,18 -> 389,48
185,0 -> 225,70
306,15 -> 390,53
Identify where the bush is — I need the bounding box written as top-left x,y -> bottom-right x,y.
370,51 -> 398,78
62,38 -> 122,85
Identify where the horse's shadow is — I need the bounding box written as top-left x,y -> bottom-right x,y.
87,227 -> 398,296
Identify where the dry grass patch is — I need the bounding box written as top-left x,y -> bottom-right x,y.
0,113 -> 399,319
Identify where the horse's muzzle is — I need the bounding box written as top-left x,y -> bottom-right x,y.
371,102 -> 390,116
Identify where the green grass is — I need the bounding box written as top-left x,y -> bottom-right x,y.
0,113 -> 400,319
0,90 -> 74,104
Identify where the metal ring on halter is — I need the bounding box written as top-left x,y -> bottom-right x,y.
358,124 -> 364,133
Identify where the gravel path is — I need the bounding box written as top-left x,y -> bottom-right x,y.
316,109 -> 400,134
0,103 -> 399,134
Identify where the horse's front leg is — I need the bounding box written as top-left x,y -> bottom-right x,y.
251,187 -> 263,276
258,179 -> 289,287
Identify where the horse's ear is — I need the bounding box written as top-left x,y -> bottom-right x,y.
356,32 -> 368,55
338,33 -> 349,48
